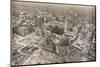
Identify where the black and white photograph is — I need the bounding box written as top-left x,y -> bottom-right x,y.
11,0 -> 96,66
